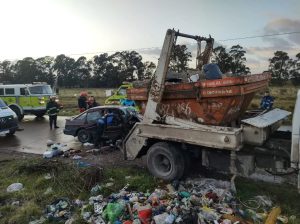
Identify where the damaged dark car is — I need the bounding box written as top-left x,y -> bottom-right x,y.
63,106 -> 140,144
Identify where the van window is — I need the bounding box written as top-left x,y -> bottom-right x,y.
0,88 -> 3,95
20,88 -> 26,95
5,88 -> 15,95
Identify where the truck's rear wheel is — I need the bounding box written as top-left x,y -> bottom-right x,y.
147,142 -> 185,181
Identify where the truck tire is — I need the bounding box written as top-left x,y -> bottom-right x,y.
147,142 -> 185,181
77,129 -> 92,143
10,105 -> 24,121
34,112 -> 46,118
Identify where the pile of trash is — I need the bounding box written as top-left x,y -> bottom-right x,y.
38,177 -> 292,224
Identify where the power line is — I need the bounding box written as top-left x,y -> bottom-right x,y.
67,31 -> 300,56
2,31 -> 300,60
217,31 -> 300,42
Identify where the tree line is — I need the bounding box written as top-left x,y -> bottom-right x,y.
0,45 -> 299,88
0,52 -> 156,88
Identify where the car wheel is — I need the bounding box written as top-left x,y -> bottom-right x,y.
77,129 -> 91,143
6,130 -> 15,136
147,142 -> 185,181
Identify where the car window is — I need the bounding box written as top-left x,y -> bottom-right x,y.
87,111 -> 101,123
75,112 -> 87,120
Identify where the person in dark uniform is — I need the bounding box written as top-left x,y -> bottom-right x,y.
78,92 -> 88,113
46,96 -> 60,130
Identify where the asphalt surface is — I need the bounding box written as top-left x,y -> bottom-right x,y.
0,116 -> 81,154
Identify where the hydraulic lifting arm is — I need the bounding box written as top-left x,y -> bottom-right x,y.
143,29 -> 214,124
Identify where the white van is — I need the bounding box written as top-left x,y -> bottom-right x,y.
0,99 -> 18,136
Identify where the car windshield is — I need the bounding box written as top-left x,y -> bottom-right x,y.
118,88 -> 127,96
0,99 -> 7,107
29,85 -> 53,94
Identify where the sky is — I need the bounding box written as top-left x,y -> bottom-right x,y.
0,0 -> 299,73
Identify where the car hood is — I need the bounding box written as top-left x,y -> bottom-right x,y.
0,107 -> 16,118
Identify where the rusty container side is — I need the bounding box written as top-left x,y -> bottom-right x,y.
127,73 -> 270,125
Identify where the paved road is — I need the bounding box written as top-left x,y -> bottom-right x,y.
0,116 -> 82,154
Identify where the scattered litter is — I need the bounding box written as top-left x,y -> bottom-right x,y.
45,198 -> 72,222
91,184 -> 102,195
75,160 -> 91,168
44,173 -> 52,180
11,201 -> 20,206
46,140 -> 54,146
44,187 -> 53,195
105,182 -> 114,187
7,183 -> 23,192
43,142 -> 68,158
28,216 -> 46,224
72,155 -> 82,160
38,177 -> 293,224
83,142 -> 94,149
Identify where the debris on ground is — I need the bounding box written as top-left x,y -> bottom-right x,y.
6,183 -> 23,192
37,177 -> 293,224
43,143 -> 66,158
45,198 -> 72,222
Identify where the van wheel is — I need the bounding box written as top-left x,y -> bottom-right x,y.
10,106 -> 23,121
147,142 -> 185,181
77,129 -> 91,143
34,112 -> 46,118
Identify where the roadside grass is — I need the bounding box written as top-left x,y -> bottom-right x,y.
58,88 -> 109,116
0,158 -> 157,223
0,158 -> 299,223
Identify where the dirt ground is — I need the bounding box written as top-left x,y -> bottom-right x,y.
0,146 -> 145,169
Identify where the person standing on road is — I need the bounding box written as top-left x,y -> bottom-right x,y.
88,96 -> 100,109
46,96 -> 60,130
78,92 -> 88,113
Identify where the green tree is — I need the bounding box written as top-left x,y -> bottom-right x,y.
74,56 -> 92,88
268,51 -> 290,84
13,57 -> 39,83
229,45 -> 250,75
0,60 -> 15,83
92,53 -> 123,87
53,54 -> 77,87
35,56 -> 55,85
170,45 -> 192,72
212,46 -> 232,73
290,53 -> 300,85
112,51 -> 144,81
142,61 -> 156,80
